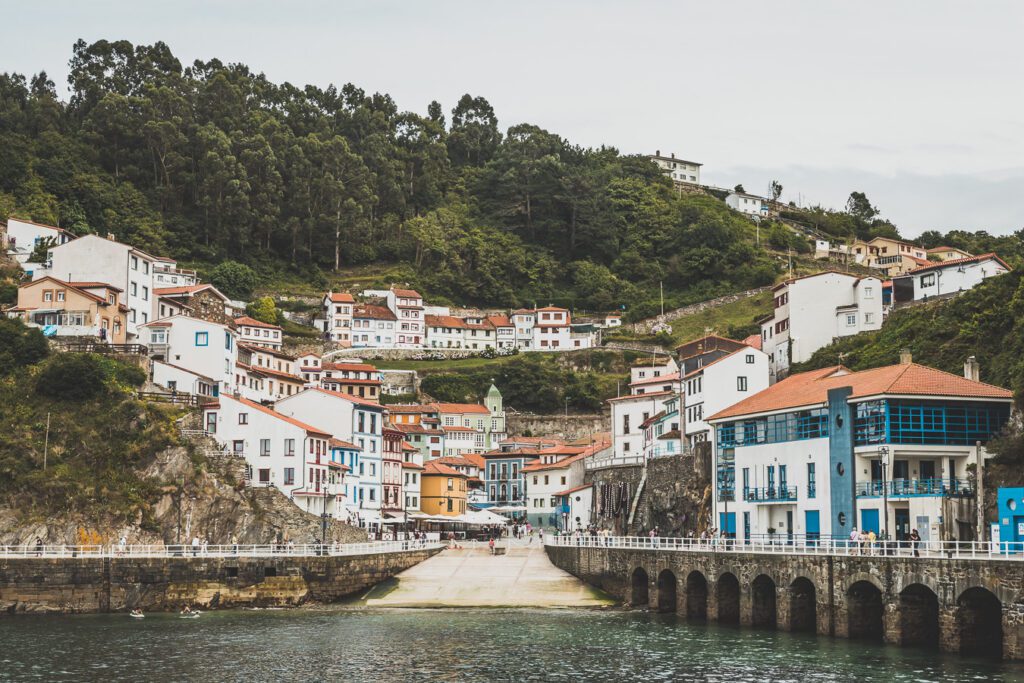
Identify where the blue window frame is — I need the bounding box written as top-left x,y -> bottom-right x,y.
225,331 -> 232,350
854,399 -> 1010,446
195,331 -> 209,346
807,463 -> 816,498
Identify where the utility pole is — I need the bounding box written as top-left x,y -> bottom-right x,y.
42,412 -> 50,471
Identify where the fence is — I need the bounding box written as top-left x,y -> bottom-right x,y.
0,540 -> 444,559
585,454 -> 646,470
53,341 -> 149,355
544,534 -> 1024,561
137,391 -> 217,407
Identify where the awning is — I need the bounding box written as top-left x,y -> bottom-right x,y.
488,505 -> 528,514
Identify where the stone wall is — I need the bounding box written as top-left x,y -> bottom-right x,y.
0,547 -> 440,614
585,448 -> 712,536
546,544 -> 1024,660
506,413 -> 608,440
626,287 -> 770,335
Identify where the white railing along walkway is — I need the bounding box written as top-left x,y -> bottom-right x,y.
544,535 -> 1024,562
0,540 -> 444,559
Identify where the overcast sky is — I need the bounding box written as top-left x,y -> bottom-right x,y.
5,1 -> 1024,236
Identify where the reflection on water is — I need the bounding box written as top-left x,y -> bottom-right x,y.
0,608 -> 1021,682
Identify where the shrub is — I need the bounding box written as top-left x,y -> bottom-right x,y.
36,353 -> 108,401
0,318 -> 49,374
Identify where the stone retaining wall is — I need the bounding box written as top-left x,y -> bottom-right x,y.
0,548 -> 440,614
506,413 -> 608,440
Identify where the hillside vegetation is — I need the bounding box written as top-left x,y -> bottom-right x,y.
3,39 -> 809,318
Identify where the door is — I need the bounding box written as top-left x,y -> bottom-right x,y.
743,512 -> 751,544
870,459 -> 883,495
767,466 -> 776,498
861,508 -> 880,535
720,512 -> 736,538
232,440 -> 244,454
895,508 -> 910,541
920,460 -> 936,481
786,510 -> 794,544
893,460 -> 910,494
916,516 -> 930,542
805,510 -> 820,544
779,465 -> 788,495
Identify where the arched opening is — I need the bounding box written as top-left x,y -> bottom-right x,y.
657,569 -> 678,613
631,567 -> 649,608
752,575 -> 777,629
685,570 -> 708,622
899,584 -> 939,650
789,577 -> 817,633
847,580 -> 884,642
716,572 -> 740,624
957,587 -> 1003,659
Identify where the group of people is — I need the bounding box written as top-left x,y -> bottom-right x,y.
848,527 -> 923,556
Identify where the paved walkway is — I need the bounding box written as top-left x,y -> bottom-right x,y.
364,539 -> 614,608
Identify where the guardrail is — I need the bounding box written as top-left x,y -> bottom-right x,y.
743,486 -> 798,502
585,454 -> 646,470
0,540 -> 444,559
855,478 -> 974,498
137,391 -> 218,407
54,341 -> 149,355
544,535 -> 1024,561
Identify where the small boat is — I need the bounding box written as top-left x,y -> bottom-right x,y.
129,612 -> 145,619
179,612 -> 201,619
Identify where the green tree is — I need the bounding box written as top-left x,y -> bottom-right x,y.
845,191 -> 878,222
0,318 -> 49,374
246,296 -> 279,325
210,261 -> 258,299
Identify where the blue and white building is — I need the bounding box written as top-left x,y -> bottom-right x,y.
707,359 -> 1012,545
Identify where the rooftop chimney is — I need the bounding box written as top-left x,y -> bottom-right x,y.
964,356 -> 980,382
899,349 -> 912,365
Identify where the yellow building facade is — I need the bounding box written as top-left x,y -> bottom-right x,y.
420,461 -> 468,516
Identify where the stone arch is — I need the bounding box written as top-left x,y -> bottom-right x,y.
847,580 -> 884,642
657,569 -> 678,613
752,574 -> 778,629
685,570 -> 708,622
716,572 -> 740,624
957,586 -> 1003,659
789,576 -> 817,633
631,567 -> 649,608
899,583 -> 939,650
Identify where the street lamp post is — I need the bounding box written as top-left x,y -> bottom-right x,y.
879,446 -> 890,554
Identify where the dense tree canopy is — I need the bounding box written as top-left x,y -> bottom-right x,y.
1,40 -> 811,314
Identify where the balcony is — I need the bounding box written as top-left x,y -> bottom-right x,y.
743,486 -> 798,503
856,478 -> 974,498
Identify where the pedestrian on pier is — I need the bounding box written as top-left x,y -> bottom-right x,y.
191,536 -> 200,557
849,528 -> 859,555
910,529 -> 921,557
488,537 -> 495,554
34,537 -> 43,557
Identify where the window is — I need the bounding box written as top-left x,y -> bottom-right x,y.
43,290 -> 53,302
622,414 -> 630,434
807,463 -> 816,498
238,413 -> 248,425
746,354 -> 755,364
864,312 -> 874,324
131,256 -> 139,270
863,286 -> 874,298
142,286 -> 149,301
737,376 -> 748,392
130,282 -> 137,296
195,331 -> 209,346
920,273 -> 936,288
283,468 -> 295,485
284,438 -> 295,456
56,290 -> 65,302
260,439 -> 270,456
846,314 -> 856,326
225,332 -> 233,350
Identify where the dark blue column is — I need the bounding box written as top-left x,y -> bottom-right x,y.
828,387 -> 855,538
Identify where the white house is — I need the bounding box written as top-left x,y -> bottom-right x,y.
891,254 -> 1009,305
201,394 -> 341,517
682,344 -> 769,450
648,151 -> 702,185
330,438 -> 363,518
275,388 -> 386,522
487,315 -> 516,349
352,304 -> 397,348
4,217 -> 74,272
760,271 -> 883,381
511,309 -> 536,350
706,359 -> 1013,544
725,192 -> 769,218
152,360 -> 219,398
142,315 -> 237,395
152,256 -> 198,288
532,306 -> 571,351
630,356 -> 678,386
425,314 -> 498,350
386,288 -> 424,348
322,292 -> 355,345
524,445 -> 592,530
234,316 -> 283,350
609,390 -> 673,459
42,234 -> 166,338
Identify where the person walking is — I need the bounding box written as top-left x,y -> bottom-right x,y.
910,529 -> 921,558
488,537 -> 495,555
191,535 -> 200,557
867,529 -> 877,556
849,527 -> 859,555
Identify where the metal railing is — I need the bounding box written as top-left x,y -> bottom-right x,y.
137,391 -> 218,407
0,540 -> 444,559
544,535 -> 1024,561
855,478 -> 974,498
743,486 -> 798,502
585,454 -> 646,470
53,341 -> 149,355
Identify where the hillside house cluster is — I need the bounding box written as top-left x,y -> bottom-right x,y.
318,288 -> 602,352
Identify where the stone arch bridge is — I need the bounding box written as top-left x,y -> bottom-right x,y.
545,542 -> 1024,661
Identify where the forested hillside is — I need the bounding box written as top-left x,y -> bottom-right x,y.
0,39 -> 786,316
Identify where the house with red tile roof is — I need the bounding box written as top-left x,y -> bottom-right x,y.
202,394 -> 343,517
234,315 -> 283,350
386,288 -> 424,348
706,359 -> 1012,545
322,291 -> 356,346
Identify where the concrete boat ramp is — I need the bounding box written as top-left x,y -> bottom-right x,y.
363,540 -> 613,608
